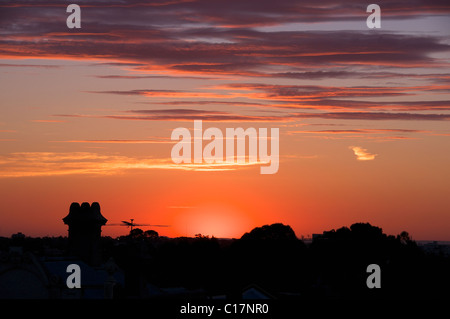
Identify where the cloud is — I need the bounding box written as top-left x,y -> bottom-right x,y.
2,1 -> 449,26
55,109 -> 288,122
291,99 -> 450,111
2,0 -> 449,128
218,83 -> 450,103
50,138 -> 174,144
290,112 -> 450,121
350,146 -> 377,161
31,119 -> 67,123
139,100 -> 265,108
88,89 -> 230,99
0,63 -> 62,68
126,109 -> 229,115
1,1 -> 449,77
94,74 -> 215,80
54,109 -> 450,123
86,83 -> 450,112
287,128 -> 425,141
288,128 -> 427,135
0,151 -> 266,178
270,71 -> 450,82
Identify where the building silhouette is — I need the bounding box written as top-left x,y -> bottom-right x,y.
63,202 -> 107,266
0,202 -> 123,299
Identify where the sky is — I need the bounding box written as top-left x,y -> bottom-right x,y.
0,0 -> 449,240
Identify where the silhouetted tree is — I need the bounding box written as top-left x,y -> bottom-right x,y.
226,223 -> 307,294
397,231 -> 413,244
308,222 -> 430,298
129,228 -> 144,239
144,230 -> 159,238
241,223 -> 298,241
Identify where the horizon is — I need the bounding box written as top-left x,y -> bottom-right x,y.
1,206 -> 446,243
4,226 -> 450,244
1,1 -> 450,242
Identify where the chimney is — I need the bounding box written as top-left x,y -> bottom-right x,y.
63,202 -> 107,266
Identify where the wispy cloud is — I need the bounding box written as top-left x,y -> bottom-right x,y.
0,63 -> 62,69
54,110 -> 450,122
288,129 -> 427,134
55,109 -> 288,122
138,100 -> 266,108
88,84 -> 450,113
215,83 -> 450,111
31,120 -> 67,123
0,151 -> 266,178
51,138 -> 174,144
287,128 -> 427,140
291,112 -> 450,121
93,74 -> 216,80
350,146 -> 377,161
87,89 -> 231,99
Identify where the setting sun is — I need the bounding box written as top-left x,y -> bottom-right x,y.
173,204 -> 254,239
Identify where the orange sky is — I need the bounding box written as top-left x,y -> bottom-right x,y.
0,1 -> 449,240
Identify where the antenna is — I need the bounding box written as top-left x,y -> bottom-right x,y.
106,219 -> 170,232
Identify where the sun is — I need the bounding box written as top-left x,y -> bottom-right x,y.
174,203 -> 253,239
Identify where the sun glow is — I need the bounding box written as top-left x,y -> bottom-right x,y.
175,204 -> 254,239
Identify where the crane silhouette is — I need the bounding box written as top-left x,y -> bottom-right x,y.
106,219 -> 170,231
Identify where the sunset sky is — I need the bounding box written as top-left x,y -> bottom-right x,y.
0,0 -> 449,240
